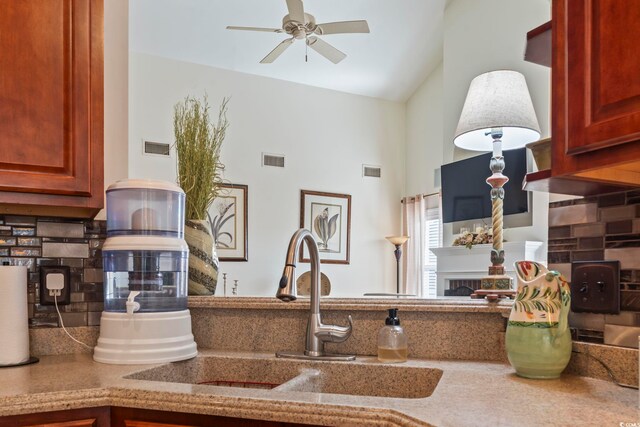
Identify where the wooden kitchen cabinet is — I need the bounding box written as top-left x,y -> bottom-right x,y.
0,0 -> 104,218
0,407 -> 320,427
0,407 -> 110,426
525,0 -> 640,195
109,407 -> 319,427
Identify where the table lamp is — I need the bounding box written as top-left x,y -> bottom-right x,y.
386,236 -> 409,294
453,70 -> 540,300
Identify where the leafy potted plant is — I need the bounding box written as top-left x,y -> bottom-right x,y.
174,94 -> 229,295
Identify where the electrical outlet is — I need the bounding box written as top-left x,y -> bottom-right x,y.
40,266 -> 71,306
570,260 -> 620,314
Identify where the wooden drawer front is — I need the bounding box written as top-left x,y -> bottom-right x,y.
26,418 -> 100,427
0,407 -> 110,427
564,0 -> 640,154
0,0 -> 97,196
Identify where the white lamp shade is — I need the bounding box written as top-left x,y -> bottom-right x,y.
453,70 -> 541,151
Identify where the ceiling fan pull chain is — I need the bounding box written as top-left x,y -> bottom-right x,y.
305,39 -> 308,62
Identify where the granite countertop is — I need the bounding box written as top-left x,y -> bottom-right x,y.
0,350 -> 637,426
188,296 -> 513,314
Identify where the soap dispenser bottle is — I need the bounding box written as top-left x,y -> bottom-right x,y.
377,308 -> 408,363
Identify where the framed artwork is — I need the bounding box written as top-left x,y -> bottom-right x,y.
299,190 -> 351,264
209,183 -> 248,262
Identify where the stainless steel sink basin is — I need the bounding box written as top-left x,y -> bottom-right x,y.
125,353 -> 442,399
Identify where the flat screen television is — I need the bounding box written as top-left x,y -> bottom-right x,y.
441,147 -> 529,224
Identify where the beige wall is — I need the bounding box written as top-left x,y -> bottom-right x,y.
99,0 -> 129,219
118,0 -> 553,296
128,53 -> 406,297
405,63 -> 443,197
405,0 -> 551,251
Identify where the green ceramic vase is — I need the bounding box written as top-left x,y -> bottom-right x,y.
505,261 -> 572,379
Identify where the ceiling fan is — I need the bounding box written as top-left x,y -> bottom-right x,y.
227,0 -> 370,64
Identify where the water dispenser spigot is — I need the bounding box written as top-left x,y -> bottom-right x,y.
126,291 -> 141,315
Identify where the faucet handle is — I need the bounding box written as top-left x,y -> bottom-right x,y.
316,315 -> 353,343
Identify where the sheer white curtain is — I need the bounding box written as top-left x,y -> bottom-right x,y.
402,194 -> 442,298
402,195 -> 426,297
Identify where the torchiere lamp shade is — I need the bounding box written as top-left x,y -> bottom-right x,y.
386,236 -> 409,246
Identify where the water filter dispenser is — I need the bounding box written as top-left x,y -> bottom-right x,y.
93,179 -> 197,364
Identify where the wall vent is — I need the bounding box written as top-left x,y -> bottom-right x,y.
362,164 -> 382,178
262,153 -> 285,168
144,140 -> 171,156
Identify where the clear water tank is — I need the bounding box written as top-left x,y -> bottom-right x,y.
106,179 -> 185,238
102,179 -> 188,313
103,237 -> 188,313
95,179 -> 197,365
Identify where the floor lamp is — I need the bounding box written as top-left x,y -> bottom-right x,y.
386,236 -> 409,294
453,70 -> 540,300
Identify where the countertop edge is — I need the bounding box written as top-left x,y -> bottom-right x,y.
0,389 -> 111,417
0,386 -> 430,427
188,296 -> 513,314
107,388 -> 430,427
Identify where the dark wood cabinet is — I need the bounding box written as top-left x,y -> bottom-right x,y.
0,0 -> 104,218
0,407 -> 110,427
109,407 -> 318,427
0,407 -> 321,427
525,0 -> 640,195
552,0 -> 640,184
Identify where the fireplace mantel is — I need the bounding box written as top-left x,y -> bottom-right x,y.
430,241 -> 546,296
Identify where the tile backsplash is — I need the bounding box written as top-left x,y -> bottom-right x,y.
548,189 -> 640,309
548,189 -> 640,344
0,215 -> 106,329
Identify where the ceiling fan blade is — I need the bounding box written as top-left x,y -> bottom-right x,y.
315,20 -> 370,35
306,36 -> 346,64
286,0 -> 305,23
260,38 -> 295,63
227,26 -> 283,33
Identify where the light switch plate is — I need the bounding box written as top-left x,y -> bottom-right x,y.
39,265 -> 71,306
570,260 -> 620,314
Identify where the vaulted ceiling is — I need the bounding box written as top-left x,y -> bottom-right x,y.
130,0 -> 446,102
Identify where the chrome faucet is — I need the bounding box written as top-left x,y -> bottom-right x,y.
276,229 -> 355,361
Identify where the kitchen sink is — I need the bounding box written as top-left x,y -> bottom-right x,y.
125,353 -> 442,399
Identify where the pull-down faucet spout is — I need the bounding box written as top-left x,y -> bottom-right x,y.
276,229 -> 355,360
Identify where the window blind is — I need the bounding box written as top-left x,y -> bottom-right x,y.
422,194 -> 442,298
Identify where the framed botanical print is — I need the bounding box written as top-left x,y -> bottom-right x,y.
209,183 -> 248,261
299,190 -> 351,264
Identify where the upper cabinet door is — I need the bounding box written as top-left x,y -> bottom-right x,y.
0,0 -> 103,216
552,0 -> 640,185
563,0 -> 640,154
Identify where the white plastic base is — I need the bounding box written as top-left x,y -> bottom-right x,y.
93,310 -> 197,364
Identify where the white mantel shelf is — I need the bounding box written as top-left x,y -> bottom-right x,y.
430,241 -> 546,296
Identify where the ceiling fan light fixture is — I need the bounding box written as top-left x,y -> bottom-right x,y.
292,28 -> 306,40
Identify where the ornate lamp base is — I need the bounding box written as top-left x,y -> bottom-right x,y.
471,274 -> 516,301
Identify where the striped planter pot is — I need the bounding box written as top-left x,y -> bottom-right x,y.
185,219 -> 219,295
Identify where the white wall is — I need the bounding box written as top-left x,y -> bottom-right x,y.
100,0 -> 129,220
406,63 -> 443,196
443,0 -> 551,162
406,0 -> 551,255
129,53 -> 406,297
